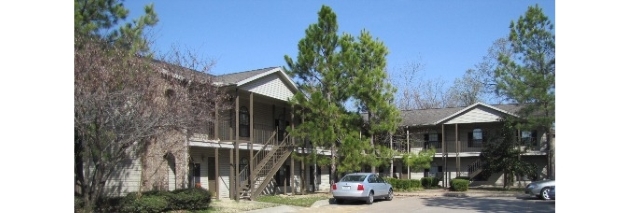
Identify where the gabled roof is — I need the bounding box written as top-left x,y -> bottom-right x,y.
150,58 -> 298,93
213,67 -> 276,85
213,67 -> 298,92
399,102 -> 522,127
433,102 -> 519,124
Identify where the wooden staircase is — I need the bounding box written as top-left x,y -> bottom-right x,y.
467,159 -> 483,178
238,131 -> 293,200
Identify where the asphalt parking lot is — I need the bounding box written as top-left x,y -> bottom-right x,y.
246,195 -> 555,213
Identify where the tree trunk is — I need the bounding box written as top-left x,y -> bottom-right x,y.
547,127 -> 554,179
389,133 -> 393,178
330,143 -> 336,193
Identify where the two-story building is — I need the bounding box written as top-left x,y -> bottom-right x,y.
99,62 -> 552,201
384,102 -> 551,187
100,65 -> 332,201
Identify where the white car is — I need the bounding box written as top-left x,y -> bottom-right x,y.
332,173 -> 394,204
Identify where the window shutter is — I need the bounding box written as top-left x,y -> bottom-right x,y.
532,130 -> 538,146
467,132 -> 473,147
424,134 -> 429,141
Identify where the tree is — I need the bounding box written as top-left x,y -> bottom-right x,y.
346,30 -> 401,174
393,60 -> 458,110
402,146 -> 435,172
75,0 -> 158,55
446,69 -> 485,106
284,5 -> 351,188
75,1 -> 221,211
285,5 -> 402,185
480,120 -> 537,189
494,4 -> 555,179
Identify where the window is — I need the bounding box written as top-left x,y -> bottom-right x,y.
468,128 -> 484,147
239,106 -> 249,137
368,175 -> 377,183
423,133 -> 442,149
521,130 -> 538,146
340,174 -> 367,182
376,175 -> 385,183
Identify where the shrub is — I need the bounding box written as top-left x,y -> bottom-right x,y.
166,188 -> 212,210
420,177 -> 440,188
93,196 -> 125,213
385,178 -> 421,191
120,194 -> 169,213
450,179 -> 469,191
453,176 -> 470,181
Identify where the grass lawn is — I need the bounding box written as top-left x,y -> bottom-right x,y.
256,193 -> 331,207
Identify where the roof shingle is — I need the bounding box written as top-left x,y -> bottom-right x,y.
214,67 -> 279,85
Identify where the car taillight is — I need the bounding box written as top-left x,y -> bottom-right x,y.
357,184 -> 364,191
332,183 -> 337,190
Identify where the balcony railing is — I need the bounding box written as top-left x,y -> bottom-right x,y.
413,140 -> 544,153
216,122 -> 278,145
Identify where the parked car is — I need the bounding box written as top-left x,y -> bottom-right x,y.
549,186 -> 555,200
524,179 -> 555,200
332,173 -> 394,204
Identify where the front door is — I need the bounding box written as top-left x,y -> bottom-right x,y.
208,157 -> 216,197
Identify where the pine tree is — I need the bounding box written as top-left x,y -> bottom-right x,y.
345,30 -> 401,174
494,4 -> 555,179
284,5 -> 350,186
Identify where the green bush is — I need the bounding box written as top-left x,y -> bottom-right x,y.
117,188 -> 211,213
93,196 -> 125,213
450,179 -> 469,191
385,178 -> 421,190
166,188 -> 212,210
420,177 -> 440,188
120,194 -> 169,213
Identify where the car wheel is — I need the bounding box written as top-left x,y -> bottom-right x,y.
386,188 -> 393,201
540,187 -> 551,200
366,191 -> 374,204
335,198 -> 344,204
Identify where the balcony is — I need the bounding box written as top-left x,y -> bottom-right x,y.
217,122 -> 282,145
415,140 -> 546,154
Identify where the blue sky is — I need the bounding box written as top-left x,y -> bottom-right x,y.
124,0 -> 554,89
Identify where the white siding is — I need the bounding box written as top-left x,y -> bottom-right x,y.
240,74 -> 295,101
189,147 -> 232,199
445,106 -> 504,124
217,149 -> 231,198
102,155 -> 143,197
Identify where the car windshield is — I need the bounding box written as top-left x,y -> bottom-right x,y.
340,175 -> 367,182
